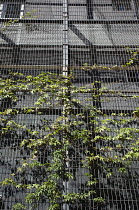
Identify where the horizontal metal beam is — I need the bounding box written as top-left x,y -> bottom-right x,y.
0,44 -> 138,50
0,64 -> 63,70
26,2 -> 88,6
26,2 -> 113,7
0,18 -> 63,24
0,18 -> 139,24
68,19 -> 139,24
1,64 -> 139,71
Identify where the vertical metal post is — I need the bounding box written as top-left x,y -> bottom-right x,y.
63,0 -> 69,77
63,1 -> 69,210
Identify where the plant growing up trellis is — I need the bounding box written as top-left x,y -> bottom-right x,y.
0,69 -> 139,210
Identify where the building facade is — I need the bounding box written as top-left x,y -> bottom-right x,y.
0,0 -> 139,209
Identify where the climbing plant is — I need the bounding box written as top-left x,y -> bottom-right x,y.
0,68 -> 139,210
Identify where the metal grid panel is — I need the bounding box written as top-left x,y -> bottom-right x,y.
0,1 -> 139,209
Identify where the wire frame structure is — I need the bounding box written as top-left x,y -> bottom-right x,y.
0,0 -> 139,210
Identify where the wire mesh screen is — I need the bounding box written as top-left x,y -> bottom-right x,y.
0,0 -> 139,210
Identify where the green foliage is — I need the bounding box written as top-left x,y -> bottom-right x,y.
12,203 -> 26,210
93,197 -> 105,203
0,70 -> 139,209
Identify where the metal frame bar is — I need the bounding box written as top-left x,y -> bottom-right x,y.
0,18 -> 139,24
25,2 -> 113,7
63,1 -> 69,210
0,65 -> 139,70
0,44 -> 138,49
